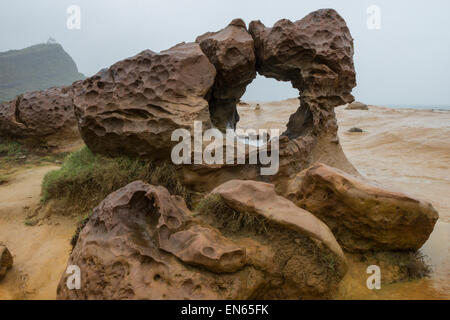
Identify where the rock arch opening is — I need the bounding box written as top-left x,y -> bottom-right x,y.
237,75 -> 300,140
68,9 -> 356,178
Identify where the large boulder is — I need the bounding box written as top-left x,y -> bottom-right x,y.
68,11 -> 358,187
209,179 -> 346,263
285,163 -> 439,252
202,180 -> 348,298
345,101 -> 368,110
249,9 -> 356,139
0,245 -> 13,280
181,10 -> 359,194
196,18 -> 256,131
0,86 -> 79,148
58,180 -> 347,299
57,181 -> 250,299
73,42 -> 216,159
248,9 -> 358,181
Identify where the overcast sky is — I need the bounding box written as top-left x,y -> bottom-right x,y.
1,0 -> 449,106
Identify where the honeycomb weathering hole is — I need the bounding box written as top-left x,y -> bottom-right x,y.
236,75 -> 305,142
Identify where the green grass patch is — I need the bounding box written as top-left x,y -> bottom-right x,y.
41,146 -> 191,214
0,139 -> 68,168
0,174 -> 9,185
24,219 -> 38,226
0,140 -> 25,159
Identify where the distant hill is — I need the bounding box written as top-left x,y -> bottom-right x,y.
0,43 -> 85,102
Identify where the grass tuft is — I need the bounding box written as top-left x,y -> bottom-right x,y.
195,194 -> 269,235
41,147 -> 191,214
0,139 -> 68,168
0,140 -> 26,162
0,174 -> 9,185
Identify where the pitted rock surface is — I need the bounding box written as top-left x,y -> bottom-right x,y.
57,181 -> 250,299
249,9 -> 356,138
0,86 -> 79,147
196,18 -> 256,131
73,42 -> 216,159
58,180 -> 348,299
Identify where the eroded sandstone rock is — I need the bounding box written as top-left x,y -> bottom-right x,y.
345,101 -> 368,110
285,163 -> 439,252
196,18 -> 256,131
73,42 -> 216,159
0,86 -> 79,148
209,179 -> 346,263
248,9 -> 358,180
0,245 -> 13,280
57,181 -> 252,299
249,9 -> 356,138
58,180 -> 347,299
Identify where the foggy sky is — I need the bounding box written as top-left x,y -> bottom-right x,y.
1,0 -> 449,106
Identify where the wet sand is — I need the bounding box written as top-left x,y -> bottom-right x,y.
0,166 -> 76,299
239,100 -> 450,299
0,100 -> 448,299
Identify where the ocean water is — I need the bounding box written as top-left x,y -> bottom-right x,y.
385,105 -> 450,111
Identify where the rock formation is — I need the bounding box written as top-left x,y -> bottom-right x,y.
348,127 -> 363,133
1,9 -> 442,300
0,86 -> 79,148
196,18 -> 256,131
57,180 -> 347,299
248,9 -> 358,182
249,10 -> 356,137
73,42 -> 216,159
345,101 -> 368,110
0,245 -> 13,280
209,179 -> 346,263
70,9 -> 357,183
285,163 -> 439,252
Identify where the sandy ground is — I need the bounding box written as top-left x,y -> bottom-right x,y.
335,104 -> 450,299
239,100 -> 450,299
336,105 -> 450,222
0,166 -> 76,299
239,99 -> 450,221
0,100 -> 448,299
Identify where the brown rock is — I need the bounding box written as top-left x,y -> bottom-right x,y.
285,163 -> 439,252
57,181 -> 256,299
200,180 -> 348,298
348,127 -> 363,133
345,101 -> 368,110
58,180 -> 347,299
73,42 -> 216,159
196,18 -> 256,130
210,179 -> 346,263
247,9 -> 358,180
0,86 -> 79,148
249,9 -> 356,138
0,245 -> 13,280
68,11 -> 358,186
